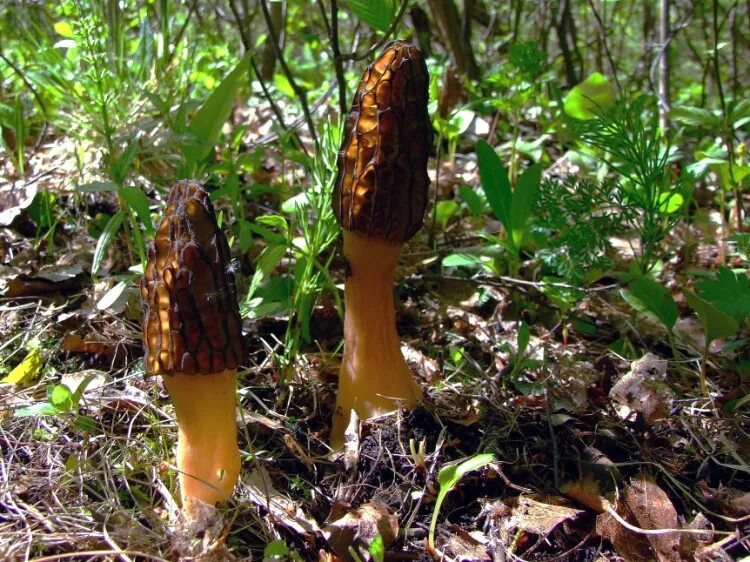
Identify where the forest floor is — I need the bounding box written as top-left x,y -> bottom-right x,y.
1,129 -> 749,562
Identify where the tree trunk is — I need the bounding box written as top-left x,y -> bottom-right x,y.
410,4 -> 433,58
427,0 -> 479,79
554,0 -> 580,87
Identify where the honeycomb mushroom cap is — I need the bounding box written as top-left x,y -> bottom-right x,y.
140,180 -> 245,376
333,40 -> 433,245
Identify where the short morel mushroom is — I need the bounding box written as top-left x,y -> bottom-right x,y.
331,40 -> 433,447
141,180 -> 245,516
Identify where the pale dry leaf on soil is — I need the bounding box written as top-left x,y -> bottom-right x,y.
596,475 -> 700,562
322,501 -> 398,561
549,357 -> 599,412
610,353 -> 674,425
442,524 -> 491,561
487,494 -> 584,552
243,466 -> 322,537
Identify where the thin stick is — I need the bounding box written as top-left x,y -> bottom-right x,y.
318,0 -> 348,116
342,0 -> 410,61
260,0 -> 319,150
227,0 -> 307,155
604,502 -> 728,537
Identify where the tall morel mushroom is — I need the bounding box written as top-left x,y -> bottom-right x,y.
331,40 -> 433,447
141,180 -> 245,516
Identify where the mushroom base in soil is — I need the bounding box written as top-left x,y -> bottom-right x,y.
331,231 -> 423,448
162,370 -> 240,511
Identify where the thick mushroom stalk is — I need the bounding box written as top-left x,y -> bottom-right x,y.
140,180 -> 245,516
331,41 -> 433,447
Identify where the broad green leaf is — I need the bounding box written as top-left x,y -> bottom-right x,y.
442,253 -> 487,269
274,73 -> 295,98
96,280 -> 130,311
450,108 -> 475,136
49,384 -> 74,412
657,192 -> 684,214
476,140 -> 512,241
670,106 -> 721,129
281,192 -> 310,214
184,51 -> 252,167
118,186 -> 154,235
75,414 -> 97,433
26,191 -> 56,229
695,267 -> 750,324
256,214 -> 289,238
14,403 -> 57,417
625,276 -> 677,332
92,210 -> 125,276
510,163 -> 542,248
685,290 -> 740,344
245,243 -> 287,303
564,73 -> 617,120
452,453 -> 495,479
54,21 -> 74,37
435,200 -> 460,231
517,321 -> 530,356
263,539 -> 289,559
239,219 -> 254,252
2,348 -> 44,384
459,184 -> 485,215
348,0 -> 397,33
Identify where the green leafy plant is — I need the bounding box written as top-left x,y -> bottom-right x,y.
563,72 -> 617,120
686,267 -> 748,394
263,538 -> 302,561
348,0 -> 398,33
475,139 -> 542,274
621,274 -> 681,359
533,176 -> 628,283
433,108 -> 475,163
241,121 -> 341,371
695,267 -> 750,324
14,372 -> 100,435
567,95 -> 692,274
685,290 -> 740,395
428,453 -> 495,550
0,96 -> 28,175
498,321 -> 544,395
178,51 -> 252,177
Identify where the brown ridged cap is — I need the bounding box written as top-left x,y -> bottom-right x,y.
140,180 -> 245,376
333,40 -> 433,244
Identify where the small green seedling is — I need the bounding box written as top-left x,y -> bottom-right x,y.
428,453 -> 495,550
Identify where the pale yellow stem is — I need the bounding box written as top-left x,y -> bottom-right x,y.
331,231 -> 422,448
162,369 -> 240,516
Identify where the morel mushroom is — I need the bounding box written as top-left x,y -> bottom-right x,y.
140,180 -> 245,515
331,40 -> 433,447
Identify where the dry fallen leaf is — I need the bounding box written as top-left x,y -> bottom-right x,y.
596,475 -> 689,562
550,357 -> 600,412
442,524 -> 490,561
560,474 -> 606,513
322,502 -> 398,562
505,495 -> 584,537
610,353 -> 674,424
244,466 -> 321,537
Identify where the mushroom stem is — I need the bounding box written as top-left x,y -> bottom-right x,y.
331,231 -> 422,447
162,369 -> 240,514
